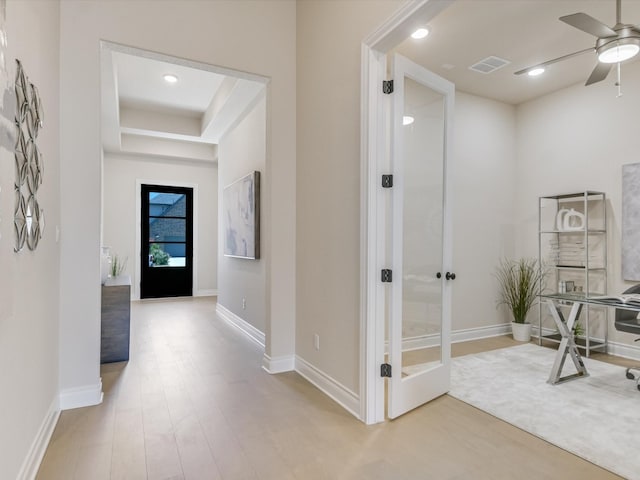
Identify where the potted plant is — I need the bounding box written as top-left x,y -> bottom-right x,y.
496,257 -> 545,342
110,253 -> 128,279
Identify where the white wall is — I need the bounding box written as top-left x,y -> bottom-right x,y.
452,92 -> 517,329
218,97 -> 266,332
103,153 -> 218,299
0,1 -> 60,478
59,0 -> 296,403
516,60 -> 640,345
296,0 -> 403,393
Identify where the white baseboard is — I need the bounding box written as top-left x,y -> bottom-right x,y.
295,356 -> 360,419
394,322 -> 512,352
216,303 -> 265,347
195,289 -> 218,297
59,380 -> 103,410
262,354 -> 295,373
452,323 -> 512,343
606,340 -> 640,361
16,397 -> 60,480
533,326 -> 640,361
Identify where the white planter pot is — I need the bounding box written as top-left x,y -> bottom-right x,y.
511,322 -> 532,342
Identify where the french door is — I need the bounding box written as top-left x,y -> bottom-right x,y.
140,184 -> 193,298
387,54 -> 454,419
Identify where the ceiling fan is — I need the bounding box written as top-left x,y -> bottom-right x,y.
515,0 -> 640,86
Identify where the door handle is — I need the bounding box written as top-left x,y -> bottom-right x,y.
445,272 -> 456,280
436,272 -> 442,279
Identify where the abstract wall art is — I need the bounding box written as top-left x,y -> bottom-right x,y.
622,163 -> 640,280
223,171 -> 260,260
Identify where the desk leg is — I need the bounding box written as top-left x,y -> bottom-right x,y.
546,300 -> 589,385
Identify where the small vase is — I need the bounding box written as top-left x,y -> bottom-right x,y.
100,246 -> 112,285
511,321 -> 532,342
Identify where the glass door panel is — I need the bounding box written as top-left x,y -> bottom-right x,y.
401,77 -> 444,376
388,54 -> 453,419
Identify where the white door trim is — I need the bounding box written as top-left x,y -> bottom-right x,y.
360,0 -> 454,425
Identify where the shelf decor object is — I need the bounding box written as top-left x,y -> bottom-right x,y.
538,191 -> 608,356
622,163 -> 640,281
13,59 -> 44,252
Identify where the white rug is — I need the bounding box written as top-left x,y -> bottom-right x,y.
450,344 -> 640,480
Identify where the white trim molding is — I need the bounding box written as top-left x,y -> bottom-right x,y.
16,397 -> 60,480
262,354 -> 295,374
295,356 -> 360,418
451,323 -> 512,344
603,340 -> 640,361
195,289 -> 218,297
59,380 -> 103,411
216,303 -> 265,347
386,322 -> 513,353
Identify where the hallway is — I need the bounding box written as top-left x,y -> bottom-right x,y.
37,297 -> 619,479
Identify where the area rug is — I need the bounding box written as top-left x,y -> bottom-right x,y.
449,344 -> 640,480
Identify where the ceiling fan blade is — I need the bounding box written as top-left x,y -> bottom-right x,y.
585,62 -> 613,85
560,13 -> 617,38
514,47 -> 594,75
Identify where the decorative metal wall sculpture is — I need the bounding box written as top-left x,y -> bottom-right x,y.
14,59 -> 44,252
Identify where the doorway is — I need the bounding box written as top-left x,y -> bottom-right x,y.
361,0 -> 454,424
140,184 -> 194,298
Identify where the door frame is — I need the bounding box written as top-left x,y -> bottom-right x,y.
140,183 -> 194,298
360,0 -> 455,424
135,179 -> 199,300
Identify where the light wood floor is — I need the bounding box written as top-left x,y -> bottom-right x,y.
36,297 -> 625,479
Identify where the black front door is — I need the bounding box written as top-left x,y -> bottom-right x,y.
141,184 -> 193,298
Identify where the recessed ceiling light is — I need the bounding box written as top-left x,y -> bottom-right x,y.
411,28 -> 429,40
403,116 -> 415,126
528,67 -> 545,77
163,74 -> 178,84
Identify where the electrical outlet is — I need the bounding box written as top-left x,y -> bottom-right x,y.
314,333 -> 320,351
242,298 -> 246,310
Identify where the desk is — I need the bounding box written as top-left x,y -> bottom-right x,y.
541,293 -> 640,385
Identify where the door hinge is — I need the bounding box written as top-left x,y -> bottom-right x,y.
382,80 -> 394,94
382,174 -> 393,188
381,269 -> 392,283
381,363 -> 392,377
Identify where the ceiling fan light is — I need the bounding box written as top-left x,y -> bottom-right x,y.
598,43 -> 640,64
528,67 -> 545,77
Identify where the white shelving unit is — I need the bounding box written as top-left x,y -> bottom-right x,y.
537,191 -> 608,356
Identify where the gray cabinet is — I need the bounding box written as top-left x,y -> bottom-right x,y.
101,275 -> 131,363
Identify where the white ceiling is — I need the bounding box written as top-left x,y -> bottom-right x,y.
395,0 -> 640,105
101,45 -> 266,163
100,0 -> 640,158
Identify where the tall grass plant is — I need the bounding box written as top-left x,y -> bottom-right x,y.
496,258 -> 545,324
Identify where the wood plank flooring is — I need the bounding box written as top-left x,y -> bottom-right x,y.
36,297 -> 624,479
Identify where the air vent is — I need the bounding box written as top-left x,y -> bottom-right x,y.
469,56 -> 510,74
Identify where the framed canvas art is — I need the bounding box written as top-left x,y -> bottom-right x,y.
623,163 -> 640,280
223,171 -> 260,259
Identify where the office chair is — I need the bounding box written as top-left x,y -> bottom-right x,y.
614,284 -> 640,391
